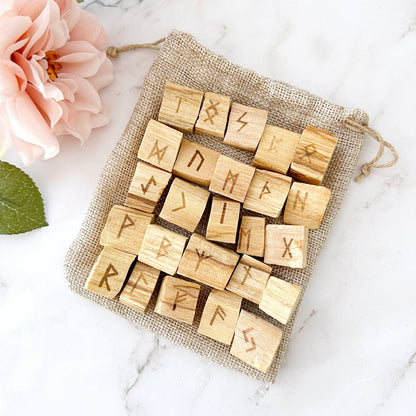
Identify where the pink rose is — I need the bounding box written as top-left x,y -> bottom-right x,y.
0,0 -> 113,165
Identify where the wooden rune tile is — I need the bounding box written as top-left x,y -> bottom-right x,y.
119,261 -> 160,313
177,233 -> 239,290
125,162 -> 172,213
154,275 -> 200,325
159,177 -> 210,232
195,91 -> 231,138
158,82 -> 204,133
100,204 -> 154,254
138,119 -> 183,172
289,125 -> 338,185
138,224 -> 188,275
198,289 -> 242,345
226,255 -> 271,304
209,154 -> 255,202
85,246 -> 135,299
172,138 -> 220,187
231,310 -> 283,373
223,103 -> 268,151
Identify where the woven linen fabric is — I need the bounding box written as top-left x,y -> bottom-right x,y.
64,30 -> 368,383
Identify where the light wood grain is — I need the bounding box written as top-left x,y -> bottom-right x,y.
206,196 -> 240,243
154,275 -> 200,325
283,182 -> 331,229
158,82 -> 204,133
198,289 -> 242,345
236,216 -> 265,257
289,125 -> 338,185
138,224 -> 188,275
259,276 -> 302,325
125,162 -> 172,213
231,309 -> 283,373
119,261 -> 160,313
172,138 -> 220,187
85,246 -> 135,299
209,154 -> 255,202
226,255 -> 271,304
159,177 -> 210,232
195,91 -> 231,138
264,224 -> 308,269
253,125 -> 300,174
223,103 -> 268,151
138,119 -> 183,172
177,233 -> 239,290
243,169 -> 292,218
100,205 -> 154,254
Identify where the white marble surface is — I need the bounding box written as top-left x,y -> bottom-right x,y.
1,0 -> 415,415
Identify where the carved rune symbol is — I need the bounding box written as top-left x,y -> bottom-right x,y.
299,144 -> 317,163
293,191 -> 308,212
172,192 -> 186,212
241,266 -> 252,285
187,149 -> 204,171
175,96 -> 182,113
130,272 -> 148,293
259,181 -> 271,199
148,140 -> 168,163
195,249 -> 211,271
238,228 -> 251,251
282,238 -> 294,258
236,111 -> 248,132
156,237 -> 171,258
223,170 -> 239,193
269,136 -> 282,152
220,202 -> 227,224
242,327 -> 256,352
141,175 -> 157,195
210,305 -> 227,326
204,99 -> 220,124
172,288 -> 187,311
99,263 -> 118,291
117,214 -> 135,238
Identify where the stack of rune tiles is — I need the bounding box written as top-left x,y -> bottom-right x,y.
85,82 -> 338,373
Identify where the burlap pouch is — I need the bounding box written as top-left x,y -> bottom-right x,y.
64,30 -> 369,383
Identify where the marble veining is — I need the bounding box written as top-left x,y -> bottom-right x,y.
0,0 -> 415,415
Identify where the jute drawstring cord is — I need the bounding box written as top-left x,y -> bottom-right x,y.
344,118 -> 398,182
106,37 -> 166,58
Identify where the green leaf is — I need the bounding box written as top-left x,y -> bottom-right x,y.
77,0 -> 84,3
0,161 -> 48,235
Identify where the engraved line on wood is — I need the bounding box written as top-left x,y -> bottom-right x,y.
293,190 -> 308,211
298,143 -> 317,163
223,170 -> 239,193
130,272 -> 148,293
209,305 -> 226,326
117,214 -> 135,238
175,96 -> 182,113
172,192 -> 186,211
269,136 -> 282,152
187,149 -> 205,171
238,228 -> 251,251
236,111 -> 248,132
99,263 -> 118,291
195,249 -> 211,271
204,99 -> 219,124
220,202 -> 227,224
259,181 -> 271,199
242,327 -> 256,352
172,288 -> 187,310
148,140 -> 168,163
156,237 -> 171,258
241,265 -> 252,285
282,238 -> 294,258
140,175 -> 157,195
